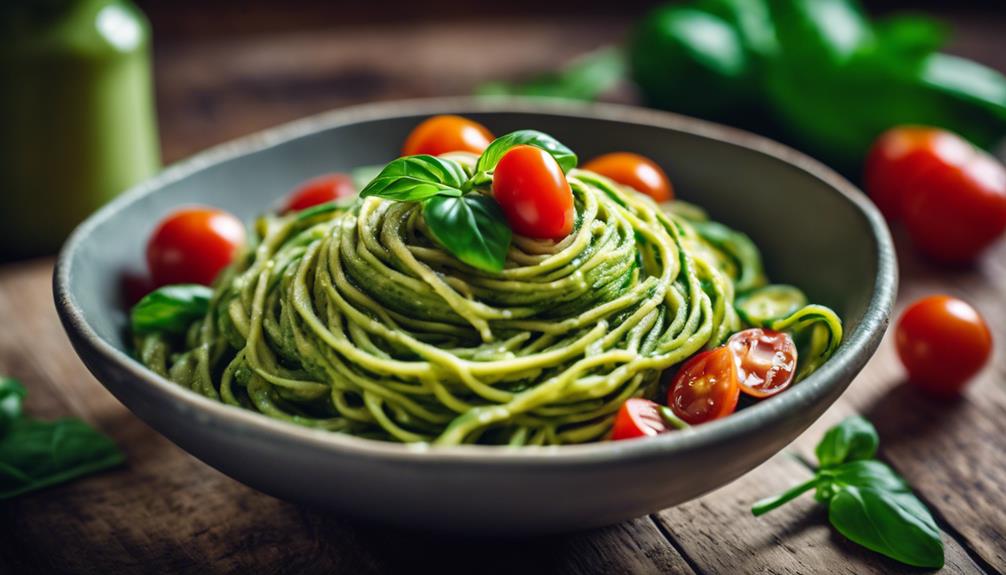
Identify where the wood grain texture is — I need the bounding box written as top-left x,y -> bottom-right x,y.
2,10 -> 1006,575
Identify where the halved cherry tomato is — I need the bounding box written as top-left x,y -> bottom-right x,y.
864,126 -> 972,221
281,173 -> 355,213
864,126 -> 1006,263
668,346 -> 740,424
583,152 -> 674,202
402,115 -> 494,157
146,207 -> 245,287
895,295 -> 992,397
492,145 -> 575,239
727,328 -> 798,398
611,398 -> 669,440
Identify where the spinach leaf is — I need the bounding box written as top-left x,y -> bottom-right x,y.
423,194 -> 512,273
0,378 -> 26,434
751,416 -> 944,569
131,284 -> 213,335
475,130 -> 577,175
0,417 -> 125,499
829,485 -> 944,568
359,155 -> 467,201
815,415 -> 878,468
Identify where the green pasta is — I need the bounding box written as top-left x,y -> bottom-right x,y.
134,153 -> 842,445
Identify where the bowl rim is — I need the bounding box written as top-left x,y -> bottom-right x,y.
54,96 -> 897,466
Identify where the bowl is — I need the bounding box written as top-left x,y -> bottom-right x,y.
54,97 -> 896,534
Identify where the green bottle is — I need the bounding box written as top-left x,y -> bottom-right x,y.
1,0 -> 160,259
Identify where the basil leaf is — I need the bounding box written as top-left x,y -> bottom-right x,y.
815,415 -> 879,468
359,155 -> 467,201
0,378 -> 26,435
0,417 -> 124,499
423,194 -> 512,273
350,164 -> 386,191
829,485 -> 944,569
476,47 -> 626,101
131,284 -> 213,336
475,130 -> 578,174
816,459 -> 907,502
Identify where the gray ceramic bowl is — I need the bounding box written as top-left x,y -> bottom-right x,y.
54,98 -> 896,534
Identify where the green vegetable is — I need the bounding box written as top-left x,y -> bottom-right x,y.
360,155 -> 467,201
477,47 -> 625,101
0,377 -> 26,434
735,284 -> 807,326
0,377 -> 124,500
423,194 -> 512,273
475,130 -> 578,174
769,304 -> 843,381
628,0 -> 1006,172
752,416 -> 944,568
131,284 -> 214,336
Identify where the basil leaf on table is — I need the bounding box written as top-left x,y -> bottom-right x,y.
131,284 -> 213,336
815,415 -> 878,468
475,130 -> 578,175
0,417 -> 124,500
477,47 -> 626,101
423,194 -> 512,273
0,377 -> 26,434
360,155 -> 467,201
751,416 -> 944,568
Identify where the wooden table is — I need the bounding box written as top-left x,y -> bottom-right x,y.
2,14 -> 1005,575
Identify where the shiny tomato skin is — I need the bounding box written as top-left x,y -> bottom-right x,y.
282,173 -> 356,213
492,145 -> 575,239
611,398 -> 668,440
895,295 -> 992,396
146,208 -> 245,287
902,151 -> 1006,264
402,115 -> 494,156
668,346 -> 740,425
583,152 -> 674,202
864,127 -> 972,221
727,328 -> 798,398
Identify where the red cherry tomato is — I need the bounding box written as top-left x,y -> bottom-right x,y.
582,152 -> 674,202
902,151 -> 1006,264
668,346 -> 740,425
611,398 -> 669,440
402,115 -> 494,157
895,295 -> 992,397
727,328 -> 798,398
146,208 -> 245,287
282,173 -> 356,213
864,127 -> 972,221
492,145 -> 575,239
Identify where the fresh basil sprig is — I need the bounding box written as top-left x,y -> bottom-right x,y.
131,284 -> 214,336
752,416 -> 944,568
360,155 -> 467,201
423,195 -> 512,273
0,376 -> 124,500
357,129 -> 577,273
475,130 -> 578,174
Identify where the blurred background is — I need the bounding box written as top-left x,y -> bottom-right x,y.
2,0 -> 1004,261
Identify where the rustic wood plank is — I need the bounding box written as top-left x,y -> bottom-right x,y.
0,259 -> 693,575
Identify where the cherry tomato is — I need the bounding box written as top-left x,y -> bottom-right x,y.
895,295 -> 992,397
146,207 -> 245,287
864,127 -> 972,221
402,115 -> 494,157
492,145 -> 575,239
902,151 -> 1006,264
727,328 -> 798,398
583,152 -> 674,202
281,173 -> 355,213
668,346 -> 740,424
611,398 -> 669,440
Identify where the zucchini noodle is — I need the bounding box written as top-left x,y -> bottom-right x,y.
135,154 -> 842,445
